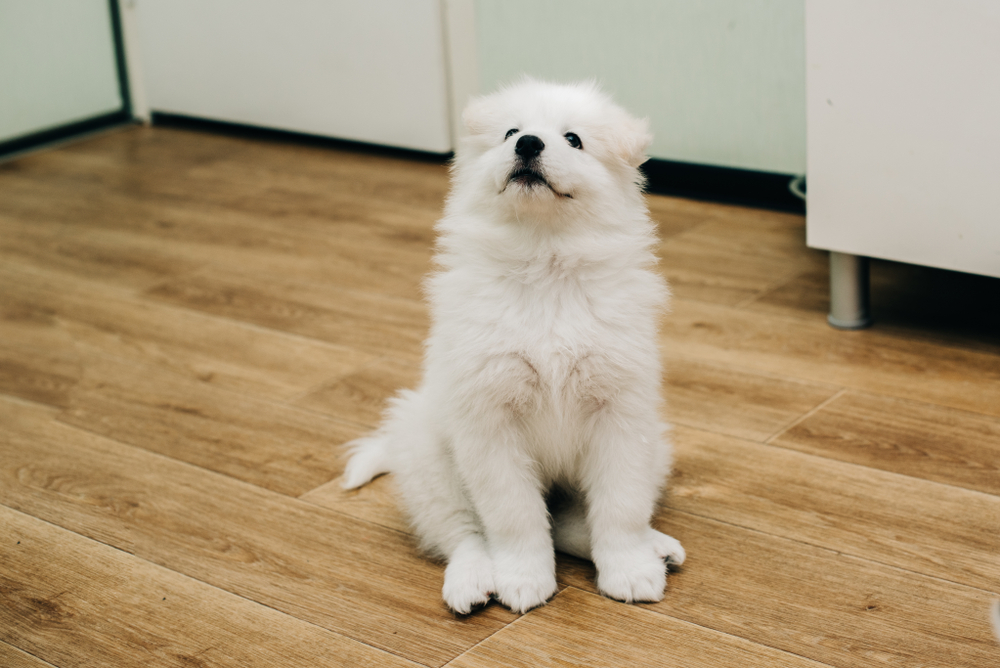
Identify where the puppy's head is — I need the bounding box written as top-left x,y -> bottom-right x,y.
453,79 -> 652,217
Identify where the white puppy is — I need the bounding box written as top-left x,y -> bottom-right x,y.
343,79 -> 684,614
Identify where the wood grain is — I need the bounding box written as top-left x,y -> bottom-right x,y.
646,195 -> 716,240
0,212 -> 204,291
663,356 -> 838,441
55,355 -> 360,496
301,472 -> 411,534
447,587 -> 830,668
146,269 -> 429,362
294,356 -> 423,427
667,425 -> 1000,590
658,212 -> 825,306
662,298 -> 1000,417
747,259 -> 1000,355
0,397 -> 515,667
771,391 -> 1000,495
555,512 -> 1000,668
1,506 -> 421,668
0,258 -> 377,404
0,642 -> 57,668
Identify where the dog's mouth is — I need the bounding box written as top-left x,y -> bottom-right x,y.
510,167 -> 548,187
503,164 -> 573,199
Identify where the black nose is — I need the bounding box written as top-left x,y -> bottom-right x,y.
515,134 -> 544,158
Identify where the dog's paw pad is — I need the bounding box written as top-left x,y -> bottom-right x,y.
649,529 -> 685,566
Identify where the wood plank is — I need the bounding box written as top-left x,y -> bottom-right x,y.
663,356 -> 838,441
0,188 -> 432,300
646,194 -> 716,240
0,213 -> 203,291
657,212 -> 824,307
554,512 -> 1000,668
0,343 -> 79,409
57,355 -> 363,497
746,259 -> 1000,355
145,270 -> 429,361
0,507 -> 421,668
192,139 -> 449,220
0,398 -> 516,667
661,297 -> 1000,417
772,391 -> 1000,495
446,587 -> 830,668
0,259 -> 377,404
0,642 -> 57,668
2,129 -> 441,300
301,472 -> 410,534
667,425 -> 1000,590
9,126 -> 447,230
294,356 -> 422,428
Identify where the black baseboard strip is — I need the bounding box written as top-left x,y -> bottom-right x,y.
150,112 -> 452,164
641,158 -> 805,214
154,112 -> 803,213
0,110 -> 133,160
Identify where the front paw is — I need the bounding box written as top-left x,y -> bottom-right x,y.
443,553 -> 494,615
492,552 -> 557,613
595,541 -> 670,603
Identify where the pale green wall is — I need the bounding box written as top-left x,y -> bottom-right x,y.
475,0 -> 805,174
0,0 -> 122,142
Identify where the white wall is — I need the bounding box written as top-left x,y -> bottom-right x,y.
473,0 -> 805,174
0,0 -> 123,142
136,0 -> 452,153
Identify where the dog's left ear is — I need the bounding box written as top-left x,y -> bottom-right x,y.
613,114 -> 653,168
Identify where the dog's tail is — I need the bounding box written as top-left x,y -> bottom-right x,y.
341,434 -> 391,489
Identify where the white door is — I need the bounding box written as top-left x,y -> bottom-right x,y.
135,0 -> 453,153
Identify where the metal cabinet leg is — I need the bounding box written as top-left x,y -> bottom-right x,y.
828,252 -> 872,329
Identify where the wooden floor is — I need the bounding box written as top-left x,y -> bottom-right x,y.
2,125 -> 998,668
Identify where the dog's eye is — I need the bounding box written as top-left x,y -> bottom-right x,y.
504,128 -> 518,141
564,132 -> 583,149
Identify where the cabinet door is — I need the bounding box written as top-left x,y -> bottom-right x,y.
0,0 -> 126,149
806,0 -> 1000,278
136,0 -> 452,153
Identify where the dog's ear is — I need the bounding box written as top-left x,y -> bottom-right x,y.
462,96 -> 496,136
612,114 -> 653,168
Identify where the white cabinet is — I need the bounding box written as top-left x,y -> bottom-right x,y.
806,1 -> 1000,283
135,0 -> 452,153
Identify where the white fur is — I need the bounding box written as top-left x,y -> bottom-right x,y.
343,80 -> 683,613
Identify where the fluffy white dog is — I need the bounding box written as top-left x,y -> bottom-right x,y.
342,79 -> 684,614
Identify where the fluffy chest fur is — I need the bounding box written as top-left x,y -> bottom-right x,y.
423,226 -> 667,476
